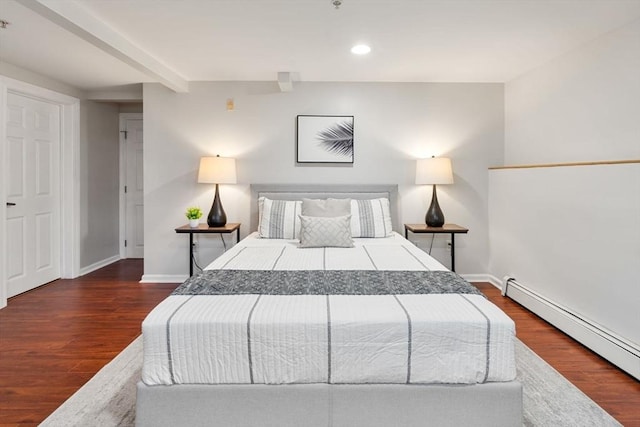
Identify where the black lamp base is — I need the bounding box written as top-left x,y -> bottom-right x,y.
425,184 -> 445,227
207,184 -> 227,227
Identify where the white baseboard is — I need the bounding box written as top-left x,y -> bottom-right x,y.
504,279 -> 640,381
460,274 -> 502,289
140,274 -> 188,284
79,255 -> 120,276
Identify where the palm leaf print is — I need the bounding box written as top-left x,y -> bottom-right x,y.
316,121 -> 354,157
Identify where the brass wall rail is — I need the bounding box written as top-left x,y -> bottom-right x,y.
489,159 -> 640,170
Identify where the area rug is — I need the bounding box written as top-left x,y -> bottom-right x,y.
39,337 -> 621,427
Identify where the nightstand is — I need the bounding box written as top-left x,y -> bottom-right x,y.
404,223 -> 468,272
175,223 -> 241,275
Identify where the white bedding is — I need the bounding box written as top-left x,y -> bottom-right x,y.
142,232 -> 516,386
208,232 -> 446,271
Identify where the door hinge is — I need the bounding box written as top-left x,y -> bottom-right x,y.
124,240 -> 128,247
124,185 -> 127,193
120,130 -> 128,140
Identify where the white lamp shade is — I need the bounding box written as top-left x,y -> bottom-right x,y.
198,156 -> 237,184
416,157 -> 454,185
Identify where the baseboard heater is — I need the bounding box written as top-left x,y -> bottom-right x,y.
502,277 -> 640,380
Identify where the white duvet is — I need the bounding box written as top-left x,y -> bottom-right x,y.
142,232 -> 516,386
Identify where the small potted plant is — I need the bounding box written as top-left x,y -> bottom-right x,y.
185,207 -> 203,228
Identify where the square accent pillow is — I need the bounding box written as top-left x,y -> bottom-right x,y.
301,198 -> 351,217
350,198 -> 393,238
258,197 -> 302,239
299,215 -> 354,248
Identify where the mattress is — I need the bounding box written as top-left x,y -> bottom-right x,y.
142,232 -> 516,386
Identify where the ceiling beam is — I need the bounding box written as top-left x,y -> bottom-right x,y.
87,84 -> 143,103
19,0 -> 189,93
277,72 -> 293,92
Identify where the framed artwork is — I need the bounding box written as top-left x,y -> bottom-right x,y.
296,115 -> 354,163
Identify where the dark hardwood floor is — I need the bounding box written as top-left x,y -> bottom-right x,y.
0,260 -> 176,427
476,283 -> 640,426
0,261 -> 638,426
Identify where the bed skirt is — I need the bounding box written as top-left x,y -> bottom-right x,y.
136,381 -> 522,427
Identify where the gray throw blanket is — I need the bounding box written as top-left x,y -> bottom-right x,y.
172,270 -> 483,296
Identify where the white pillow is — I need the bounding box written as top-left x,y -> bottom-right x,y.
301,198 -> 351,217
299,215 -> 354,248
258,197 -> 302,239
350,198 -> 393,238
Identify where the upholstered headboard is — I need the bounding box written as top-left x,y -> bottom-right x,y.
249,184 -> 399,233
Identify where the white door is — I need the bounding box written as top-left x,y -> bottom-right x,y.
122,117 -> 144,258
5,92 -> 61,297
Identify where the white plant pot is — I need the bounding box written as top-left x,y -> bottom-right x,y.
189,219 -> 200,228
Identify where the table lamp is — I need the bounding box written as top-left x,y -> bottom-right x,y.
198,155 -> 237,227
416,156 -> 454,227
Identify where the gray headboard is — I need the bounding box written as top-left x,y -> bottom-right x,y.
249,184 -> 399,233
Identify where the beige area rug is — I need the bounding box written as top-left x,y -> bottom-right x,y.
40,337 -> 621,427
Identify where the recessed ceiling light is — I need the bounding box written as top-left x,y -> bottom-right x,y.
351,44 -> 371,55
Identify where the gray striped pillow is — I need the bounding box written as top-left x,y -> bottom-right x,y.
350,198 -> 393,238
258,197 -> 302,239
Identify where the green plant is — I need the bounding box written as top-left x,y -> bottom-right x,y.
185,207 -> 203,220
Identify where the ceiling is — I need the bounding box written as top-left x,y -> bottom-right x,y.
1,0 -> 640,93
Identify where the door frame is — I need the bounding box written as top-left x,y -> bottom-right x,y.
0,76 -> 80,309
119,113 -> 143,259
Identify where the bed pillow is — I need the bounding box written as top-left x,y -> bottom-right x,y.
350,198 -> 393,238
258,197 -> 303,239
299,215 -> 354,248
301,198 -> 351,217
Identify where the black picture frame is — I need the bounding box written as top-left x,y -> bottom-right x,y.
296,115 -> 354,163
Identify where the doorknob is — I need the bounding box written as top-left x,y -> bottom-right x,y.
6,202 -> 16,206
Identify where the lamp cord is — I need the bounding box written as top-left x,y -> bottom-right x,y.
428,234 -> 435,255
192,234 -> 228,274
191,251 -> 203,273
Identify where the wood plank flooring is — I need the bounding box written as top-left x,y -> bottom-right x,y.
0,260 -> 176,427
0,261 -> 637,426
475,283 -> 640,426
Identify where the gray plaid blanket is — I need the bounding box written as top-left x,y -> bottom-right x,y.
172,270 -> 483,296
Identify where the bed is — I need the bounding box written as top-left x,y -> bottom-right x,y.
136,184 -> 522,427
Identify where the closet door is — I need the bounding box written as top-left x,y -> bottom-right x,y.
5,92 -> 61,297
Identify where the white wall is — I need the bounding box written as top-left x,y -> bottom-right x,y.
0,61 -> 84,100
143,81 -> 504,280
498,17 -> 640,287
79,101 -> 121,270
505,18 -> 640,164
494,19 -> 640,376
490,164 -> 640,332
